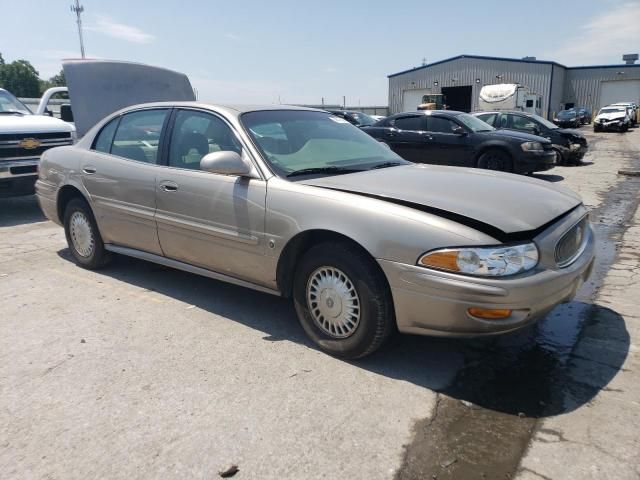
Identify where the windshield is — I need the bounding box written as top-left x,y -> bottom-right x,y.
599,108 -> 626,115
456,113 -> 495,132
242,110 -> 408,178
527,113 -> 558,129
0,90 -> 32,114
558,110 -> 576,118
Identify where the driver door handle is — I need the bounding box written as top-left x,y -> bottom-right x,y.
159,180 -> 179,192
82,166 -> 96,174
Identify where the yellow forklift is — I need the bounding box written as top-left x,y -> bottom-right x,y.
417,93 -> 446,110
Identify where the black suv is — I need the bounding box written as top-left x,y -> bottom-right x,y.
473,111 -> 588,165
361,110 -> 556,174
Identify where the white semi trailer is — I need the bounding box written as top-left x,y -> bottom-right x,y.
478,83 -> 542,115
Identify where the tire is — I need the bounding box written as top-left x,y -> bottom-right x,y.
293,241 -> 394,359
63,198 -> 111,269
552,148 -> 566,166
477,149 -> 513,172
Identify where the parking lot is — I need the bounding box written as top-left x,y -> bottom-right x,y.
1,128 -> 639,479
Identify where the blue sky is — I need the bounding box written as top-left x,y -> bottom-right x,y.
1,0 -> 638,104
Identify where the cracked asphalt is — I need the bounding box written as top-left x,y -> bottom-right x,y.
1,128 -> 639,479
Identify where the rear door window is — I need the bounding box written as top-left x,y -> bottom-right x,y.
394,116 -> 425,131
111,109 -> 169,164
93,117 -> 119,153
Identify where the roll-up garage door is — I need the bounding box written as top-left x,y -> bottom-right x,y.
599,80 -> 640,108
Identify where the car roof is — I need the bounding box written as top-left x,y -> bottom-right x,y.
472,110 -> 534,116
394,110 -> 462,117
110,101 -> 323,117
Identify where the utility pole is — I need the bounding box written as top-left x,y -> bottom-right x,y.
70,0 -> 86,59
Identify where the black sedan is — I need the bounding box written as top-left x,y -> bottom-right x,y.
326,110 -> 377,127
577,107 -> 592,124
554,109 -> 581,128
361,110 -> 556,174
473,110 -> 588,165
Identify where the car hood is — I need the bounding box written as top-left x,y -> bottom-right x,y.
595,112 -> 626,121
302,165 -> 581,239
556,127 -> 583,137
63,59 -> 195,137
486,128 -> 551,143
0,113 -> 75,134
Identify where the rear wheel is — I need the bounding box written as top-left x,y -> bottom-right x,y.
63,198 -> 111,269
293,242 -> 394,359
477,149 -> 513,172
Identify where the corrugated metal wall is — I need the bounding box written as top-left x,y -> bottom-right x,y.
564,67 -> 640,112
389,57 -> 554,116
549,65 -> 567,118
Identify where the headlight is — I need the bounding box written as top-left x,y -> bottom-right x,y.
418,243 -> 539,277
521,141 -> 544,152
70,129 -> 77,144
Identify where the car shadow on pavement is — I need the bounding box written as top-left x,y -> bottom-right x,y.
0,195 -> 47,227
530,173 -> 564,182
59,250 -> 629,419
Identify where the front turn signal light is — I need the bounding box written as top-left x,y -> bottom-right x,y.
467,308 -> 512,320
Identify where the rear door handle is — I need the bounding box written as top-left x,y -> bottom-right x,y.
82,166 -> 96,174
159,180 -> 179,192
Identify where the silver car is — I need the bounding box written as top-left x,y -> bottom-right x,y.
35,66 -> 595,359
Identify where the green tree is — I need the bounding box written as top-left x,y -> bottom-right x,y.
0,52 -> 4,66
0,59 -> 41,97
39,69 -> 67,94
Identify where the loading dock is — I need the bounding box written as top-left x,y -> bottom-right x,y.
441,85 -> 472,112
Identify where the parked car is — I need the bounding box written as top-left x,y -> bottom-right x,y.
473,110 -> 588,165
361,110 -> 556,174
326,110 -> 377,127
576,107 -> 592,124
37,103 -> 596,359
0,88 -> 75,197
370,114 -> 387,122
593,106 -> 631,132
553,109 -> 581,128
609,102 -> 637,126
37,60 -> 595,359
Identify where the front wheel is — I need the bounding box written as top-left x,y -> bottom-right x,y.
63,198 -> 111,269
293,242 -> 395,359
477,149 -> 513,172
552,148 -> 566,166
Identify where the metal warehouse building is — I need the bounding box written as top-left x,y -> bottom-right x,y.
388,54 -> 640,118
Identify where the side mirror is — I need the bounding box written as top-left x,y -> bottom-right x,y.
60,104 -> 74,122
200,150 -> 257,177
452,125 -> 467,135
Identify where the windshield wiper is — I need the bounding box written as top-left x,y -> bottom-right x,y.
286,166 -> 363,178
370,161 -> 403,170
0,110 -> 27,115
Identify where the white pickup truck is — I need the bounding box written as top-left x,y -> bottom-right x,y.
0,87 -> 75,197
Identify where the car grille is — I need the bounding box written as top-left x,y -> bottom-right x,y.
555,216 -> 589,267
0,132 -> 72,160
